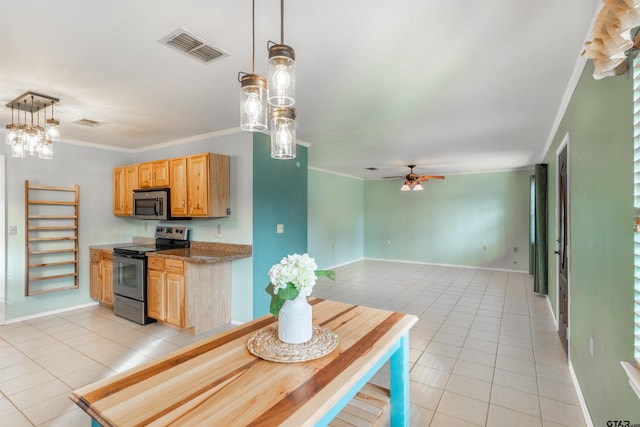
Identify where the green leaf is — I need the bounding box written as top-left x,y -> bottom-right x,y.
316,270 -> 336,281
278,284 -> 299,300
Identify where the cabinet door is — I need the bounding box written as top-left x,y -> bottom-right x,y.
123,165 -> 139,215
169,157 -> 188,217
101,255 -> 114,305
113,167 -> 125,215
147,269 -> 166,321
138,162 -> 153,188
165,273 -> 185,327
186,154 -> 209,216
153,160 -> 170,187
90,250 -> 101,300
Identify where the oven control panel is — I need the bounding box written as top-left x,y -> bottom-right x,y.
154,226 -> 190,241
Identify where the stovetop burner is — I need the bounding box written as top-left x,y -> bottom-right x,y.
113,226 -> 191,256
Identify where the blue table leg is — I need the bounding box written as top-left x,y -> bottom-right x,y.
389,333 -> 410,426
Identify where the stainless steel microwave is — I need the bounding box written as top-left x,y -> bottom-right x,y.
132,188 -> 185,220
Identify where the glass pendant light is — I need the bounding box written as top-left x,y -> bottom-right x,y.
239,0 -> 268,131
267,0 -> 295,107
39,139 -> 53,159
45,101 -> 60,142
271,107 -> 296,159
5,106 -> 18,145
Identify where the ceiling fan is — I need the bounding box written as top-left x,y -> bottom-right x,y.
383,165 -> 445,191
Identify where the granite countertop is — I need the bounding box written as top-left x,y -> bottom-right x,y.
149,242 -> 252,264
90,241 -> 252,264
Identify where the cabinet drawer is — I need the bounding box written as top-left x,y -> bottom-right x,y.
148,257 -> 165,271
165,259 -> 184,274
90,250 -> 102,262
102,251 -> 113,261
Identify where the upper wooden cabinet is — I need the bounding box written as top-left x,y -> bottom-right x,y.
186,153 -> 230,217
169,157 -> 188,217
139,160 -> 169,189
113,153 -> 229,218
113,164 -> 138,216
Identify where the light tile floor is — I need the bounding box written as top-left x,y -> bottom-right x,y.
0,260 -> 587,426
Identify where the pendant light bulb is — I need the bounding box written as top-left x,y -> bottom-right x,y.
271,107 -> 296,159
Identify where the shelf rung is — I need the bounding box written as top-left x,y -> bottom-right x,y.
27,284 -> 79,296
29,226 -> 77,231
28,185 -> 77,192
28,215 -> 77,219
29,272 -> 78,282
28,200 -> 77,206
28,236 -> 77,242
28,248 -> 78,255
29,261 -> 78,268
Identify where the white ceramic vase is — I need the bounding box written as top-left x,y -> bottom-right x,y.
278,293 -> 312,344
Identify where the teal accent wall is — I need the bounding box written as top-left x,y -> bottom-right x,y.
544,60 -> 640,423
363,170 -> 531,270
308,169 -> 364,269
252,134 -> 308,318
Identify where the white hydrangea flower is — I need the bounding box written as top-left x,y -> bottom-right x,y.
268,253 -> 318,295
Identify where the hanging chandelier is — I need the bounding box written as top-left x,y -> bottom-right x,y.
239,0 -> 268,132
5,92 -> 59,159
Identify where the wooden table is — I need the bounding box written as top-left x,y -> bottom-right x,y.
70,299 -> 418,426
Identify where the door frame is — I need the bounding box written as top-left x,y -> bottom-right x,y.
0,154 -> 5,325
555,133 -> 570,353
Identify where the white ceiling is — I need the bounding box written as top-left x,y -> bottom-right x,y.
0,0 -> 598,180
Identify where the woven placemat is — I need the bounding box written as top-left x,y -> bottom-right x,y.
247,325 -> 338,363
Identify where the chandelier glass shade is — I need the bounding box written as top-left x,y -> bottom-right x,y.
270,107 -> 296,159
5,92 -> 59,159
267,42 -> 295,107
239,73 -> 268,131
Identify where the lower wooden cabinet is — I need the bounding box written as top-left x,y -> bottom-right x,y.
147,257 -> 190,328
89,249 -> 114,306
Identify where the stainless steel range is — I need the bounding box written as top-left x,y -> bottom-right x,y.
112,226 -> 190,325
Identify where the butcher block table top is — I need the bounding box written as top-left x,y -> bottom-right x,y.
70,299 -> 418,427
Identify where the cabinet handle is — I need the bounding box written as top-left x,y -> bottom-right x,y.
182,200 -> 186,207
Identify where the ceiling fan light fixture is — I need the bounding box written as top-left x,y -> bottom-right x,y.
413,183 -> 424,191
400,182 -> 411,191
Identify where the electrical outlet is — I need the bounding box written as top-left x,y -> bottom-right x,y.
513,246 -> 518,253
277,224 -> 284,234
483,245 -> 488,251
589,336 -> 594,357
216,224 -> 222,238
8,225 -> 17,235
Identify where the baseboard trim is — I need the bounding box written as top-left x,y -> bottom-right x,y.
363,257 -> 528,274
568,362 -> 594,427
4,301 -> 99,324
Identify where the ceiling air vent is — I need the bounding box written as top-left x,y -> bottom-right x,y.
73,119 -> 104,127
160,27 -> 229,64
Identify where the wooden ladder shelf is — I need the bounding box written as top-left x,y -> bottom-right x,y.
25,180 -> 80,296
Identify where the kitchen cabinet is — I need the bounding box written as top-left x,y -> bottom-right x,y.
147,257 -> 165,321
186,153 -> 230,217
147,257 -> 191,328
113,153 -> 228,218
113,164 -> 139,216
169,157 -> 188,217
89,249 -> 114,306
139,160 -> 169,189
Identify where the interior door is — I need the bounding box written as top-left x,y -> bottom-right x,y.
557,145 -> 569,354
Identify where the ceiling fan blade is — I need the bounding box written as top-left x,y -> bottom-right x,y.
417,175 -> 445,182
382,175 -> 405,179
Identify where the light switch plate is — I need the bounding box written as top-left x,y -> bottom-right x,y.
277,224 -> 284,234
8,225 -> 17,235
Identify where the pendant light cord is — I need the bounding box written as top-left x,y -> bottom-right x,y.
280,0 -> 284,43
251,0 -> 256,73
